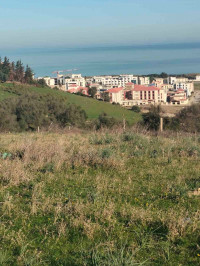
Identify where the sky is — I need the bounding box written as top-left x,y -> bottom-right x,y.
0,0 -> 200,49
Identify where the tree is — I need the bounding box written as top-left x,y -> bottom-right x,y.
9,62 -> 15,81
88,87 -> 97,98
160,72 -> 168,78
101,92 -> 110,102
2,57 -> 10,81
142,105 -> 162,131
37,78 -> 47,87
24,65 -> 34,84
15,60 -> 24,82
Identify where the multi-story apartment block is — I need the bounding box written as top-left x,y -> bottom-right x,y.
93,75 -> 138,88
62,74 -> 86,90
107,85 -> 167,106
138,76 -> 150,85
168,76 -> 189,84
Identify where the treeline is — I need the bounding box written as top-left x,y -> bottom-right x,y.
0,57 -> 36,84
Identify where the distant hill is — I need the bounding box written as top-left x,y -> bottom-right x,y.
0,83 -> 141,125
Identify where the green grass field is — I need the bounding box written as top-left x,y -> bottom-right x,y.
0,130 -> 200,265
0,83 -> 141,125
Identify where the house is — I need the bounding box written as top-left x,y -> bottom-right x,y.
68,86 -> 89,96
168,89 -> 188,105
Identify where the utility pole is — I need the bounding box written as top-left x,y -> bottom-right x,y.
160,117 -> 163,132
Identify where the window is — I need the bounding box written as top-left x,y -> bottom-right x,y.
144,91 -> 147,99
140,91 -> 142,100
152,91 -> 155,99
148,91 -> 151,100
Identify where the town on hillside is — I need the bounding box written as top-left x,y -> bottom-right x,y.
38,73 -> 200,107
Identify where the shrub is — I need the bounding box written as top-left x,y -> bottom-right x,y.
131,105 -> 141,113
95,112 -> 118,130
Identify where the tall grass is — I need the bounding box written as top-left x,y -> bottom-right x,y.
0,130 -> 200,265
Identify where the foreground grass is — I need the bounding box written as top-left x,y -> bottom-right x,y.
0,83 -> 141,125
0,130 -> 200,265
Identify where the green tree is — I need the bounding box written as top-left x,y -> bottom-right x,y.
101,92 -> 110,102
142,105 -> 162,131
24,65 -> 34,84
37,78 -> 47,87
88,87 -> 97,98
2,57 -> 10,81
15,60 -> 24,82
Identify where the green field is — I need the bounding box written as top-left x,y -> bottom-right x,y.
0,83 -> 141,125
0,131 -> 200,265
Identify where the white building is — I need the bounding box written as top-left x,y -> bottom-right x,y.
40,77 -> 57,87
62,74 -> 86,90
195,75 -> 200,81
138,76 -> 150,85
93,75 -> 138,88
174,82 -> 194,96
168,76 -> 189,84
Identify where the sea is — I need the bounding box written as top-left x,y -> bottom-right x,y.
1,43 -> 200,77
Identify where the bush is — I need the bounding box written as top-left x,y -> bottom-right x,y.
95,112 -> 118,130
131,105 -> 141,113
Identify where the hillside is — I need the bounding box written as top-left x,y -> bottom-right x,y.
0,130 -> 200,265
0,83 -> 141,125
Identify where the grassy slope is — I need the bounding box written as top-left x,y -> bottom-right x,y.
0,83 -> 141,125
0,131 -> 200,265
194,82 -> 200,90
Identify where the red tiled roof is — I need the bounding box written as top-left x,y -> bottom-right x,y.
107,87 -> 123,93
126,82 -> 134,85
133,85 -> 160,91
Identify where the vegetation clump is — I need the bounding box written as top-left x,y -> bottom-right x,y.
0,92 -> 87,131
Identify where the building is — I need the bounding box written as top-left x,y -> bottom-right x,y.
93,75 -> 138,88
138,76 -> 150,85
41,77 -> 57,87
62,74 -> 86,90
168,89 -> 188,105
131,85 -> 167,105
107,87 -> 124,104
68,86 -> 89,96
168,76 -> 189,84
174,82 -> 194,96
106,85 -> 167,106
195,75 -> 200,81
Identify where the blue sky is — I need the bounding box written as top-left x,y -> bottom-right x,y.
0,0 -> 200,49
